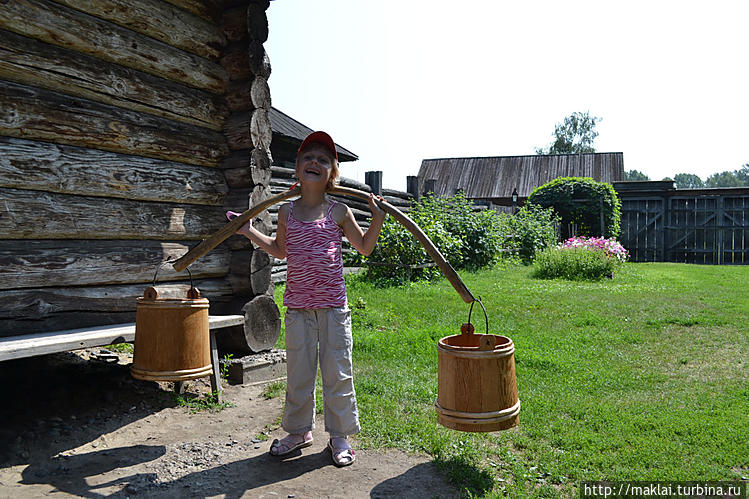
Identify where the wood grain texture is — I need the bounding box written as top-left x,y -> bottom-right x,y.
0,0 -> 227,93
162,0 -> 224,24
0,240 -> 230,289
49,0 -> 226,59
0,137 -> 228,205
0,187 -> 226,240
0,29 -> 227,130
0,81 -> 228,167
0,278 -> 234,337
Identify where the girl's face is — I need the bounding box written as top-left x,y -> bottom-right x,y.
296,145 -> 334,186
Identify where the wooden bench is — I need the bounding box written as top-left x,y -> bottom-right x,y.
0,315 -> 244,403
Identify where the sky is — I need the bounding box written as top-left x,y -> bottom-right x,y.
265,1 -> 748,191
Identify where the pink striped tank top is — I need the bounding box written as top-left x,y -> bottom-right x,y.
283,200 -> 347,309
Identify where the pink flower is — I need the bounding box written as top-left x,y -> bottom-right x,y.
560,236 -> 629,262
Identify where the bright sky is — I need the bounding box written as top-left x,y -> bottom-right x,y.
265,1 -> 748,190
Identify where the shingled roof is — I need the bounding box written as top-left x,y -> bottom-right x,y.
417,152 -> 624,204
269,107 -> 358,162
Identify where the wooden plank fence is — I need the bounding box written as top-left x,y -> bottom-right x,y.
615,183 -> 749,265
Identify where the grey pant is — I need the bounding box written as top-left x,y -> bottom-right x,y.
282,307 -> 360,437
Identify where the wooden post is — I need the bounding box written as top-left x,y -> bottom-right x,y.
364,171 -> 383,195
406,176 -> 419,201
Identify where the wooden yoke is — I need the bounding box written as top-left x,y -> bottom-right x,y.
330,186 -> 475,303
171,185 -> 301,272
171,185 -> 476,304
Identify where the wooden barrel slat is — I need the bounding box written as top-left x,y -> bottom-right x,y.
131,296 -> 211,382
436,333 -> 519,432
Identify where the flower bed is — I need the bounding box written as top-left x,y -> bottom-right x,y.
532,237 -> 629,280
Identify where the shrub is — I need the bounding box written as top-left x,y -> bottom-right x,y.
364,215 -> 461,286
532,236 -> 629,280
413,192 -> 503,270
496,204 -> 559,264
527,177 -> 621,240
363,193 -> 504,286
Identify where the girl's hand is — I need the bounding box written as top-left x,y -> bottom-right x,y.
227,211 -> 253,235
368,193 -> 386,221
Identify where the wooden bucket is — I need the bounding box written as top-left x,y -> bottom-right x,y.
435,300 -> 520,432
131,266 -> 211,382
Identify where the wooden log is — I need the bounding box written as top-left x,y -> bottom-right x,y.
248,39 -> 271,78
250,108 -> 273,150
222,188 -> 251,212
226,79 -> 255,113
246,3 -> 269,43
0,240 -> 230,290
162,0 -> 223,24
0,29 -> 227,131
0,278 -> 234,337
0,137 -> 228,205
251,249 -> 272,295
220,149 -> 252,170
251,76 -> 271,110
271,165 -> 296,179
0,81 -> 228,167
221,5 -> 247,42
0,0 -> 227,94
251,147 -> 273,185
0,188 -> 226,240
217,294 -> 279,354
50,0 -> 226,59
251,167 -> 272,187
224,167 -> 253,189
252,146 -> 273,170
221,42 -> 251,81
224,111 -> 252,151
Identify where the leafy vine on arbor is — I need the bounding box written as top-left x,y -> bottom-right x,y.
527,177 -> 621,240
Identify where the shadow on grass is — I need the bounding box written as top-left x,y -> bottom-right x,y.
434,454 -> 494,497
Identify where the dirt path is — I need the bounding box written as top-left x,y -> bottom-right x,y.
0,350 -> 461,498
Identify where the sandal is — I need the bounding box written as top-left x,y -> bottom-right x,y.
328,438 -> 355,467
269,433 -> 313,457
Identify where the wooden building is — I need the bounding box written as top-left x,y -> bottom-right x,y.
0,0 -> 279,347
417,153 -> 625,206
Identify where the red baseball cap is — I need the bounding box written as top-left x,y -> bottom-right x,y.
298,131 -> 338,161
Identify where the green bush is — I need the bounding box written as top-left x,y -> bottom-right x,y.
363,193 -> 506,286
365,215 -> 461,286
527,177 -> 621,240
531,246 -> 621,280
497,203 -> 559,264
413,192 -> 503,270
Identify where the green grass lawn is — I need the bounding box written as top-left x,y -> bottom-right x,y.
275,263 -> 749,497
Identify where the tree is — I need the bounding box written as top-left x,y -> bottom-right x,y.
625,170 -> 650,181
673,173 -> 704,189
536,111 -> 601,155
705,164 -> 749,187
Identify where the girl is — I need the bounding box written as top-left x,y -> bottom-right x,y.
236,131 -> 385,467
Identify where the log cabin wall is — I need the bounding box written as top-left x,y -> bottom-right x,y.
0,0 -> 275,338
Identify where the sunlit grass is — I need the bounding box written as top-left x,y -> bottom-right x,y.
275,263 -> 749,497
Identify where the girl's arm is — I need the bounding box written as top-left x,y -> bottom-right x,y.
338,193 -> 386,256
237,203 -> 288,259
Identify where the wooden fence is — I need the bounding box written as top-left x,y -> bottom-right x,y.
615,183 -> 749,264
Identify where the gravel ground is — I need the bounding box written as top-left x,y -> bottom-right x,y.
0,349 -> 460,498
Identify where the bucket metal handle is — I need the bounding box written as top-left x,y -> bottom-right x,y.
463,298 -> 495,350
145,260 -> 200,299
